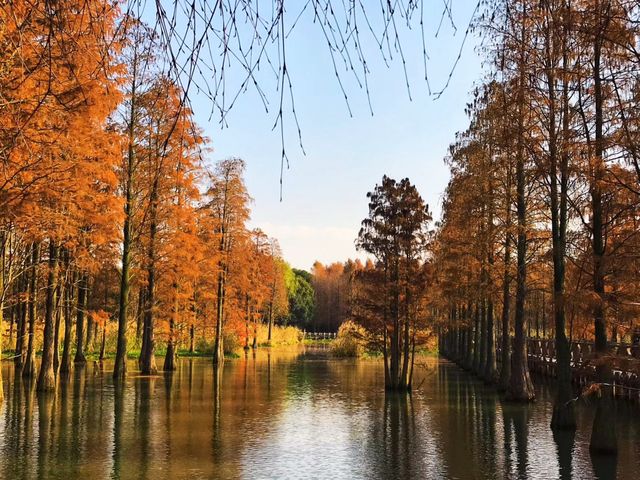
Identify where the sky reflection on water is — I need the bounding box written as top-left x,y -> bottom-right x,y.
0,348 -> 638,479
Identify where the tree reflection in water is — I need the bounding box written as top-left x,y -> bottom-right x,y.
0,352 -> 637,479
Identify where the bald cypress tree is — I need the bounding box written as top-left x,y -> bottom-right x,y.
357,176 -> 431,392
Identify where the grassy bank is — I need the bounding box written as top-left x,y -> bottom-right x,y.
2,325 -> 305,364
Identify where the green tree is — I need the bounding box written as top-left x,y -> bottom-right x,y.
287,269 -> 315,329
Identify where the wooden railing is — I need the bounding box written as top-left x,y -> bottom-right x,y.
303,331 -> 337,341
495,338 -> 640,402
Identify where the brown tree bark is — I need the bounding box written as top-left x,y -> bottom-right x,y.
549,1 -> 576,430
140,174 -> 160,376
22,243 -> 40,379
74,274 -> 88,364
60,263 -> 75,379
37,241 -> 59,392
589,2 -> 616,453
506,0 -> 535,402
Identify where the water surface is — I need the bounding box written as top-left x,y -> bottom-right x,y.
0,347 -> 638,479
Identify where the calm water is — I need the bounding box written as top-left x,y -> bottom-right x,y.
0,347 -> 638,479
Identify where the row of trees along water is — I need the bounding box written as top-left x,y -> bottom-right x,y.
0,6 -> 322,402
434,0 -> 640,456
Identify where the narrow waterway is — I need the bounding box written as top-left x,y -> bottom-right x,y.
0,347 -> 638,479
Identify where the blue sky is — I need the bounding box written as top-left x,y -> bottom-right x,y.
188,3 -> 483,270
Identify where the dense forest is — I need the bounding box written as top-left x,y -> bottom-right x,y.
0,4 -> 325,402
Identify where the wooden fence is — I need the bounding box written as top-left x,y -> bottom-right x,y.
303,332 -> 337,341
495,338 -> 640,402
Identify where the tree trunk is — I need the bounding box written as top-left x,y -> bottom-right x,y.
163,287 -> 179,372
383,322 -> 390,388
386,263 -> 401,390
252,318 -> 258,349
53,282 -> 62,372
8,297 -> 14,350
483,298 -> 497,384
14,270 -> 28,370
74,274 -> 88,364
85,312 -> 93,355
164,337 -> 176,372
0,231 -> 5,401
136,287 -> 145,341
140,174 -> 160,376
506,133 -> 535,402
60,265 -> 74,378
499,235 -> 511,392
472,304 -> 481,374
479,299 -> 488,378
114,142 -> 133,380
114,47 -> 140,381
213,268 -> 226,366
506,0 -> 534,402
22,243 -> 40,379
37,241 -> 59,392
244,295 -> 250,351
550,5 -> 576,429
589,8 -> 616,453
100,325 -> 106,361
400,287 -> 411,387
267,299 -> 273,344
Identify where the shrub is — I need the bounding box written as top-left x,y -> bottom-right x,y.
223,331 -> 241,355
331,321 -> 366,357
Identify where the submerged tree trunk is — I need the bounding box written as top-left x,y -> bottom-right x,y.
37,241 -> 59,392
14,271 -> 28,370
506,129 -> 535,402
550,7 -> 576,430
472,304 -> 481,374
479,300 -> 488,379
85,312 -> 93,355
53,282 -> 62,372
400,289 -> 411,387
163,287 -> 179,372
100,325 -> 106,361
506,1 -> 535,402
507,0 -> 534,402
140,175 -> 160,376
267,294 -> 274,343
386,262 -> 410,392
60,265 -> 74,378
383,322 -> 390,388
244,295 -> 251,351
589,10 -> 616,453
163,334 -> 176,372
483,298 -> 497,384
114,45 -> 141,381
22,243 -> 40,379
498,93 -> 514,393
213,268 -> 226,366
74,274 -> 88,364
252,318 -> 258,349
114,136 -> 134,380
